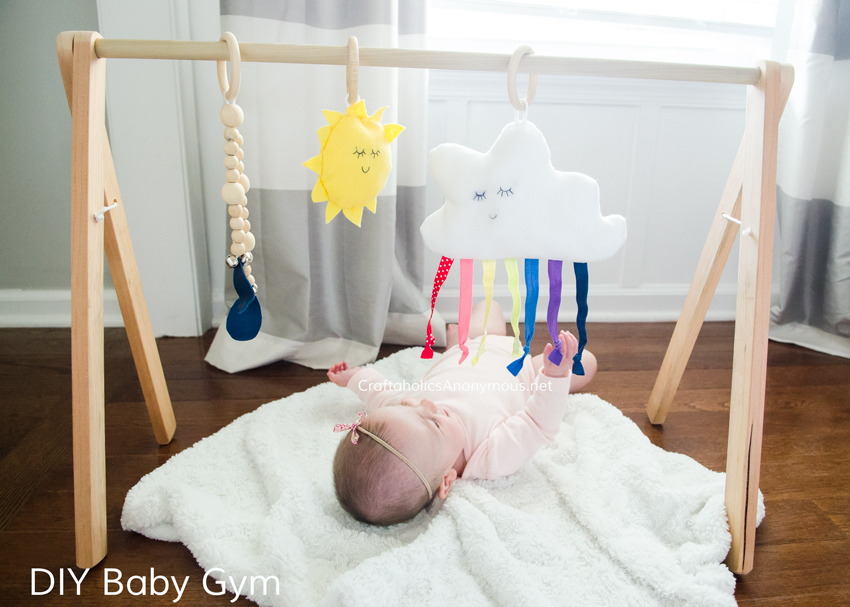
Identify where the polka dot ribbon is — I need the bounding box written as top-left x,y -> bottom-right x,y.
421,256 -> 454,359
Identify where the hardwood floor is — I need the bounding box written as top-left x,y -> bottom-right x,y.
0,323 -> 847,605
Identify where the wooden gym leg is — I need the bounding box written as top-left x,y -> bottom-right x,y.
58,34 -> 175,446
725,61 -> 793,575
102,139 -> 176,445
66,31 -> 108,569
646,138 -> 744,424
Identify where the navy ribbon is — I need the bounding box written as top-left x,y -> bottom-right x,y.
572,262 -> 588,375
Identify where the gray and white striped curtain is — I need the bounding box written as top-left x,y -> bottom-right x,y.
771,0 -> 850,358
205,0 -> 442,372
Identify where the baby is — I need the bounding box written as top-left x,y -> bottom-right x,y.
328,300 -> 597,526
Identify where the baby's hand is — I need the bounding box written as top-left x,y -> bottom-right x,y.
327,361 -> 361,387
542,331 -> 579,378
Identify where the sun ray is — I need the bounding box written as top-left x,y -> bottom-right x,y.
325,202 -> 342,223
303,154 -> 322,174
346,99 -> 367,118
311,179 -> 328,202
366,199 -> 377,213
368,106 -> 387,123
323,109 -> 343,126
317,125 -> 332,148
384,123 -> 404,143
343,205 -> 364,227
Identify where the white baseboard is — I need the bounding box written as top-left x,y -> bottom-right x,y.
0,283 -> 757,329
0,289 -> 124,328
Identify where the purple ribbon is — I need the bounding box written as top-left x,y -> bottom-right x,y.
547,260 -> 563,366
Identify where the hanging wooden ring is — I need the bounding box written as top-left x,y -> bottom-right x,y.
347,36 -> 360,106
507,45 -> 538,111
217,32 -> 242,102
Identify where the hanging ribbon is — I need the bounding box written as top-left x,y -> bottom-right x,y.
457,258 -> 473,364
547,259 -> 564,366
505,258 -> 522,358
507,258 -> 539,376
572,262 -> 589,375
472,259 -> 496,366
421,256 -> 454,359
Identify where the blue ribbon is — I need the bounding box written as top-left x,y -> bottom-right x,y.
507,258 -> 539,376
572,262 -> 588,375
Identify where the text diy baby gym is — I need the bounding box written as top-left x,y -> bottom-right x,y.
31,567 -> 281,602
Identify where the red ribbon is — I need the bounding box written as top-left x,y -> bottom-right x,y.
421,256 -> 454,359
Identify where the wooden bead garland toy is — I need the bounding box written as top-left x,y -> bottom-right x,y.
303,37 -> 405,227
218,32 -> 262,341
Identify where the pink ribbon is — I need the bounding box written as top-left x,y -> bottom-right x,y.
457,258 -> 473,364
333,411 -> 367,444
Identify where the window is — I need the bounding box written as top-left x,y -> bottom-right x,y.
428,0 -> 786,66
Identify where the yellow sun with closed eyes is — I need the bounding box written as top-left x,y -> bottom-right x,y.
303,100 -> 404,227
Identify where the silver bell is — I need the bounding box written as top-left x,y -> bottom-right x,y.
225,255 -> 239,269
241,251 -> 253,264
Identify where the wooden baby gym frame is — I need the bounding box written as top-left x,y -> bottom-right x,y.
57,30 -> 793,574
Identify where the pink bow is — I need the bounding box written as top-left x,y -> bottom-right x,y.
333,411 -> 367,444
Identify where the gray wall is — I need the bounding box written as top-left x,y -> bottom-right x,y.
0,0 -> 99,289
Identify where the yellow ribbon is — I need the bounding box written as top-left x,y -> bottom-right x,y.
505,258 -> 522,358
472,259 -> 496,366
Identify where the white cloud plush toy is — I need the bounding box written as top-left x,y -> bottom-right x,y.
421,120 -> 626,261
419,119 -> 626,376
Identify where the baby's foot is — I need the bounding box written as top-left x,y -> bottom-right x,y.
445,323 -> 459,349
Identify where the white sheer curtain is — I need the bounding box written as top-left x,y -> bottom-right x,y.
205,0 -> 443,372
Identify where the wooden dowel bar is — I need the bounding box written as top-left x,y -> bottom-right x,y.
93,39 -> 762,85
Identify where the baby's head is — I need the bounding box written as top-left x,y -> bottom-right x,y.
333,398 -> 466,525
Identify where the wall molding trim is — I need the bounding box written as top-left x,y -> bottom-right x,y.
0,289 -> 124,328
1,283 -> 748,328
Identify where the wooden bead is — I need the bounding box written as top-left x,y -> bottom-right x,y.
221,182 -> 245,205
231,229 -> 245,243
224,127 -> 240,141
243,220 -> 251,232
238,161 -> 245,173
223,141 -> 240,156
241,206 -> 249,219
243,231 -> 256,252
236,133 -> 244,146
247,274 -> 256,286
224,155 -> 239,170
230,217 -> 245,230
228,204 -> 242,218
238,173 -> 250,193
243,264 -> 252,277
230,242 -> 246,256
220,103 -> 244,127
239,196 -> 248,207
225,169 -> 240,183
236,147 -> 244,161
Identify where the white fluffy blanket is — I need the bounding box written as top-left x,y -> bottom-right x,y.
122,347 -> 759,607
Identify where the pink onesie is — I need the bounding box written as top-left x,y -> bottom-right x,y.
346,335 -> 572,480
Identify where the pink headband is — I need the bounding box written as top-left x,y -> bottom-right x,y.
334,411 -> 433,500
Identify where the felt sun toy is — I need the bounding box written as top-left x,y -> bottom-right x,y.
303,99 -> 404,227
